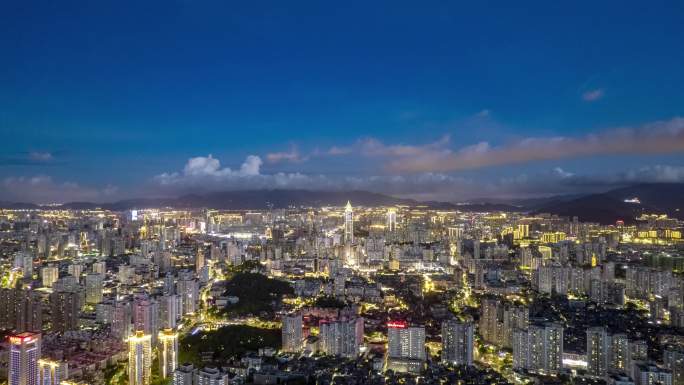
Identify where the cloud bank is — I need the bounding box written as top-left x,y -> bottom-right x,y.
387,117 -> 684,173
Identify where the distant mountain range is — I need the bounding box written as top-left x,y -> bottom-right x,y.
2,184 -> 683,224
0,189 -> 521,212
532,183 -> 684,224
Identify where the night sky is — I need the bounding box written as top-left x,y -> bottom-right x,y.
2,1 -> 684,203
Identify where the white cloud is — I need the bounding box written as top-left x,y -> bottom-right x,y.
28,152 -> 53,161
582,88 -> 604,101
156,154 -> 262,185
266,147 -> 307,163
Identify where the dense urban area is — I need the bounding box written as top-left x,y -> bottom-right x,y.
2,201 -> 684,385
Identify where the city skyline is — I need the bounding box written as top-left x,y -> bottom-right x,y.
2,1 -> 684,203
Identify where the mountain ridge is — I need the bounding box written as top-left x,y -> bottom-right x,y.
0,189 -> 522,212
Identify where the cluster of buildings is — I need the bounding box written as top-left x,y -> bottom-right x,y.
1,200 -> 684,384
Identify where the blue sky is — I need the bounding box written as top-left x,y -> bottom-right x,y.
1,1 -> 684,202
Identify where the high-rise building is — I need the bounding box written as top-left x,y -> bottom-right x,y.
9,332 -> 41,385
281,313 -> 303,353
512,322 -> 563,375
41,266 -> 59,288
387,322 -> 426,373
67,264 -> 83,279
159,294 -> 179,329
665,346 -> 684,385
610,333 -> 630,373
92,261 -> 107,275
319,317 -> 364,358
158,329 -> 178,379
133,296 -> 159,345
128,331 -> 152,385
176,272 -> 198,316
587,326 -> 610,378
49,290 -> 80,333
441,318 -> 474,366
344,201 -> 353,244
173,364 -> 195,385
0,289 -> 43,333
635,363 -> 673,385
386,209 -> 397,233
110,299 -> 133,341
38,359 -> 68,385
85,273 -> 103,304
14,252 -> 34,279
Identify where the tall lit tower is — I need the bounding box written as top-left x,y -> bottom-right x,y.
38,359 -> 68,385
158,329 -> 179,379
281,313 -> 303,353
386,209 -> 397,232
9,332 -> 41,385
128,331 -> 152,385
344,201 -> 353,243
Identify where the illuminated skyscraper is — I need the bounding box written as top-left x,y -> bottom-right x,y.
281,313 -> 303,353
128,331 -> 152,385
344,201 -> 353,244
386,209 -> 397,232
158,329 -> 178,379
38,359 -> 68,385
441,318 -> 474,366
9,332 -> 41,385
387,322 -> 426,373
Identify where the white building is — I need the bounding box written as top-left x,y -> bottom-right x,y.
281,313 -> 303,353
387,322 -> 426,373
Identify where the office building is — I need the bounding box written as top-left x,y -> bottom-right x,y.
9,332 -> 41,385
344,201 -> 353,243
